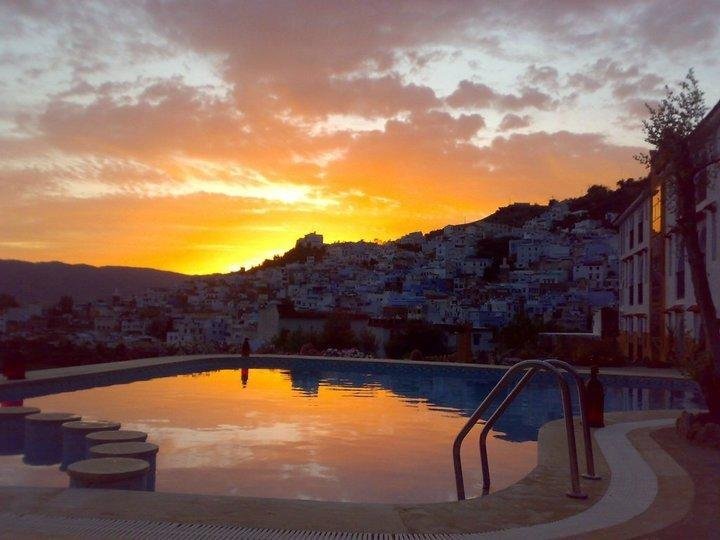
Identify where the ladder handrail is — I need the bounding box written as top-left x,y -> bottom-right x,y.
452,359 -> 586,500
478,367 -> 539,492
476,359 -> 601,492
544,359 -> 600,480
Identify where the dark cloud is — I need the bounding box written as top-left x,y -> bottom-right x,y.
498,114 -> 532,131
446,81 -> 557,111
566,58 -> 665,103
523,65 -> 560,90
612,74 -> 664,99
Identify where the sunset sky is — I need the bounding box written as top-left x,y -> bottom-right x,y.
1,1 -> 719,274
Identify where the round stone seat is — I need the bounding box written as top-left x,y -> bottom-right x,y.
90,442 -> 159,491
61,420 -> 121,469
24,413 -> 81,465
0,407 -> 40,455
67,457 -> 149,491
85,430 -> 147,456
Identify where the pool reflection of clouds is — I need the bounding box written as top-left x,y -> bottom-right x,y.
7,366 -> 700,502
279,462 -> 337,481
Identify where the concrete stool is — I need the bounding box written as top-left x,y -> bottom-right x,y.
67,457 -> 149,491
85,430 -> 147,456
24,413 -> 81,465
61,420 -> 121,469
90,442 -> 159,491
0,406 -> 40,455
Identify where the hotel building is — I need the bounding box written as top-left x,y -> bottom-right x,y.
616,100 -> 720,363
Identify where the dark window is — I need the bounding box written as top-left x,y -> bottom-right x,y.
638,219 -> 643,244
695,169 -> 708,203
676,270 -> 685,299
629,229 -> 634,249
637,282 -> 643,304
676,239 -> 685,299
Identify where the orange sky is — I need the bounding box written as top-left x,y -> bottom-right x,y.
1,2 -> 718,273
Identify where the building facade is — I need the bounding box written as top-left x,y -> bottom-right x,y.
615,191 -> 654,362
616,99 -> 720,363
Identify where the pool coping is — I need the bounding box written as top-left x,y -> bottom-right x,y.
0,353 -> 690,391
0,410 -> 695,538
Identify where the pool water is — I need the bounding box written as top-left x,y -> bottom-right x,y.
0,361 -> 703,503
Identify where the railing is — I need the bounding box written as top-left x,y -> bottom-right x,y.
453,359 -> 598,501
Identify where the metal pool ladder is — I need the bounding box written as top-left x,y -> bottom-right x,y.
452,359 -> 601,501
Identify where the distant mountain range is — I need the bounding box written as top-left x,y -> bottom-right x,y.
0,260 -> 190,306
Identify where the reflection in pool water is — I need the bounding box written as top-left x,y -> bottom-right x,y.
0,362 -> 703,503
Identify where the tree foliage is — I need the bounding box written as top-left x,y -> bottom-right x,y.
384,321 -> 448,359
636,69 -> 707,166
0,294 -> 19,310
57,295 -> 74,315
497,312 -> 545,353
270,315 -> 377,355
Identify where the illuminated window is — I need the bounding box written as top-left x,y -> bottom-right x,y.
651,187 -> 662,234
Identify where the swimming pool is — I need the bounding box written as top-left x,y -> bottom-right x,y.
0,357 -> 703,503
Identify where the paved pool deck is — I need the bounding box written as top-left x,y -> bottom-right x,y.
0,355 -> 712,538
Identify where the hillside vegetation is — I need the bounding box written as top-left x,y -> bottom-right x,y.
481,177 -> 648,228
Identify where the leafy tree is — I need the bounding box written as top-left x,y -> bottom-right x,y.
0,294 -> 19,309
385,321 -> 448,359
147,316 -> 173,340
636,69 -> 720,420
498,312 -> 545,353
357,329 -> 378,356
57,295 -> 74,314
321,315 -> 358,350
255,245 -> 326,271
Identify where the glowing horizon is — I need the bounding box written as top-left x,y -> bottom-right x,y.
1,2 -> 719,274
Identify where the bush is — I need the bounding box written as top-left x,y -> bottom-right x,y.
270,315 -> 377,356
385,321 -> 448,359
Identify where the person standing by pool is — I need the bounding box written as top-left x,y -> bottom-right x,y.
241,338 -> 251,358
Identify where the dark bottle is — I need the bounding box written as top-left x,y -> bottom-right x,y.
585,366 -> 604,428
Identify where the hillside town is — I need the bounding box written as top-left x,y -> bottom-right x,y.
0,191 -> 627,363
2,101 -> 718,367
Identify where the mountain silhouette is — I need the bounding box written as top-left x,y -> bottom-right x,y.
0,260 -> 190,306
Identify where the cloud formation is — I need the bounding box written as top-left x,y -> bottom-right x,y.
498,114 -> 532,131
447,81 -> 557,111
1,1 -> 718,272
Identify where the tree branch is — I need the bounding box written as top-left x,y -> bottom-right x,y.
691,156 -> 720,177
